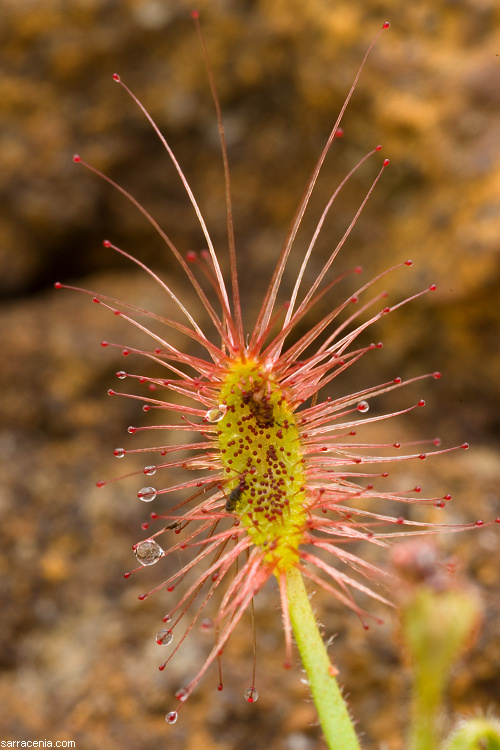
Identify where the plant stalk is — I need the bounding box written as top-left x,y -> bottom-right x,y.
286,565 -> 361,750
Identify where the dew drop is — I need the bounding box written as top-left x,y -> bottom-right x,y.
116,370 -> 127,379
144,465 -> 157,476
134,539 -> 163,566
357,400 -> 369,413
165,711 -> 178,725
114,448 -> 125,458
156,629 -> 173,646
138,486 -> 157,502
244,687 -> 258,703
204,404 -> 227,423
175,687 -> 188,702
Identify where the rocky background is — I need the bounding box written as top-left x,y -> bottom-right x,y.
1,0 -> 499,748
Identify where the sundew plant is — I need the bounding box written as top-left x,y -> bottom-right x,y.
56,12 -> 494,750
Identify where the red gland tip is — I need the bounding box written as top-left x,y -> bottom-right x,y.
96,480 -> 105,487
375,144 -> 382,151
418,399 -> 425,406
103,239 -> 111,247
433,371 -> 442,379
405,259 -> 413,266
461,442 -> 469,449
429,283 -> 437,291
191,9 -> 200,19
334,127 -> 344,138
383,158 -> 390,167
112,73 -> 121,82
72,154 -> 81,163
383,21 -> 390,29
186,250 -> 197,263
54,281 -> 62,289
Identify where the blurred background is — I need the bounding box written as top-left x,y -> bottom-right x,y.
1,0 -> 499,748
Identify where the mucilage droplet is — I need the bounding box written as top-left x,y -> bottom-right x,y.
138,486 -> 157,502
204,404 -> 227,422
244,687 -> 259,703
156,629 -> 173,646
134,539 -> 163,566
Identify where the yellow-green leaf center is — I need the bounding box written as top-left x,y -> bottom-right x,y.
217,359 -> 308,572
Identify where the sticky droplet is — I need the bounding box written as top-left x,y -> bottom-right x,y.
244,687 -> 258,703
204,404 -> 227,423
144,465 -> 157,476
114,448 -> 125,458
116,371 -> 127,379
175,687 -> 188,702
357,400 -> 369,413
156,629 -> 173,646
165,711 -> 178,724
134,539 -> 163,566
138,487 -> 157,502
200,618 -> 214,632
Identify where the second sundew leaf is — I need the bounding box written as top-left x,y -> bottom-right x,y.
217,359 -> 308,571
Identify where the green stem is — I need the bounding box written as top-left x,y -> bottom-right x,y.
286,565 -> 361,750
409,668 -> 443,750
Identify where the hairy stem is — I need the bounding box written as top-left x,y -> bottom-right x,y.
286,566 -> 361,750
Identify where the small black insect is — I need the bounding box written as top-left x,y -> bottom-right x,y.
225,481 -> 245,512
